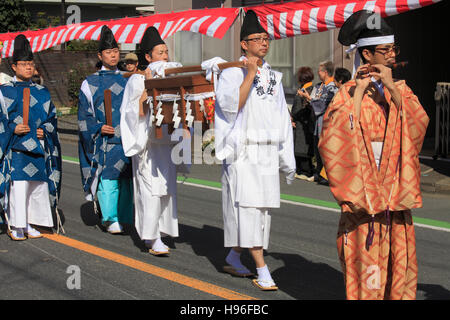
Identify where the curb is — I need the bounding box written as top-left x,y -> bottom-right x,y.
421,181 -> 450,194
58,132 -> 79,144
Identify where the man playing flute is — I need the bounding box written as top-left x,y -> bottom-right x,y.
318,10 -> 429,299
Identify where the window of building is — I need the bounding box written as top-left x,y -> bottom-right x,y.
174,31 -> 202,65
294,30 -> 334,89
264,37 -> 293,89
172,26 -> 334,95
202,28 -> 232,61
174,29 -> 233,65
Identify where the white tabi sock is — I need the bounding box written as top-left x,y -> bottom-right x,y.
26,224 -> 41,237
256,265 -> 273,282
148,237 -> 168,252
225,249 -> 250,273
11,227 -> 25,238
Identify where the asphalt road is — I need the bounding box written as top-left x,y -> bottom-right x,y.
1,140 -> 449,301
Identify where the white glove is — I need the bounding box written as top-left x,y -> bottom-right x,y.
201,57 -> 228,82
147,61 -> 183,78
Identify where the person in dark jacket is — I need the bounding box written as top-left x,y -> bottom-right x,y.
308,61 -> 338,185
334,67 -> 351,88
291,67 -> 315,181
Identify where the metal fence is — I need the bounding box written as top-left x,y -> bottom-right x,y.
435,82 -> 450,158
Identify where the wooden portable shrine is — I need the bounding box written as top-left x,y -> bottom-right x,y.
139,60 -> 259,139
144,71 -> 211,139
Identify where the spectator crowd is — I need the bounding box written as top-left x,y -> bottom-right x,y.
291,61 -> 351,186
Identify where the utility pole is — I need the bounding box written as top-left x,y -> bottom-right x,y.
61,0 -> 65,52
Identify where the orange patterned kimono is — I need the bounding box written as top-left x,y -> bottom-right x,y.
318,79 -> 429,300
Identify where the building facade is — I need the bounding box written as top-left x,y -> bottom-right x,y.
24,0 -> 154,23
156,0 -> 448,140
156,0 -> 352,95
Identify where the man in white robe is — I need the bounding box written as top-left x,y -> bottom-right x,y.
120,27 -> 184,256
214,10 -> 296,290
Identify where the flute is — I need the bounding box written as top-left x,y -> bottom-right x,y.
357,61 -> 408,76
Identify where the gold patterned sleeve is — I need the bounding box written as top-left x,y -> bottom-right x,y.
318,83 -> 368,211
398,81 -> 429,156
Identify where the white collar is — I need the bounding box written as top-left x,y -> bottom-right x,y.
12,76 -> 31,83
371,76 -> 385,96
101,65 -> 118,72
371,76 -> 383,86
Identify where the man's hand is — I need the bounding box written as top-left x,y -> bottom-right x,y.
243,56 -> 259,76
370,64 -> 395,90
101,125 -> 115,136
14,124 -> 30,136
238,56 -> 260,111
37,128 -> 44,140
297,88 -> 311,101
139,90 -> 149,117
370,63 -> 401,109
144,68 -> 153,80
353,64 -> 372,120
355,64 -> 371,91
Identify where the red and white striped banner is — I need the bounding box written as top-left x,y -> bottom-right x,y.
0,1 -> 442,58
247,0 -> 441,39
0,7 -> 239,58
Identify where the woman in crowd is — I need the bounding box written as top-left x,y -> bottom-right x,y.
291,67 -> 315,182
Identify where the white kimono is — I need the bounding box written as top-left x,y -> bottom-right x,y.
215,57 -> 296,249
120,62 -> 183,241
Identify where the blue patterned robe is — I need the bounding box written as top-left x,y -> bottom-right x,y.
0,80 -> 62,212
78,69 -> 131,200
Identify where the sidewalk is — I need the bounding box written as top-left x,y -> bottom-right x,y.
57,114 -> 450,196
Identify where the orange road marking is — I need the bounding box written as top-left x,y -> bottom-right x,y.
43,233 -> 257,300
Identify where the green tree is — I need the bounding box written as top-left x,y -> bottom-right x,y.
66,40 -> 99,52
66,63 -> 94,107
0,0 -> 32,33
31,11 -> 61,30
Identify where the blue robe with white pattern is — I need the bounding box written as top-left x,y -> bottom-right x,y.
0,80 -> 62,211
78,70 -> 131,199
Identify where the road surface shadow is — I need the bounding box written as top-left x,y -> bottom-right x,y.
79,201 -> 147,252
418,283 -> 450,300
269,252 -> 345,300
80,201 -> 102,228
175,223 -> 228,273
175,223 -> 346,299
420,158 -> 450,177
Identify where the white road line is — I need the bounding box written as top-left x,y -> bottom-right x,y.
279,199 -> 340,213
177,180 -> 221,192
177,177 -> 450,233
62,159 -> 79,165
62,159 -> 450,233
414,223 -> 450,233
